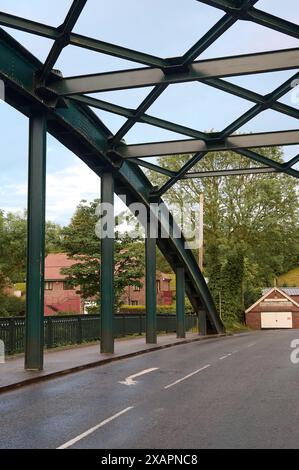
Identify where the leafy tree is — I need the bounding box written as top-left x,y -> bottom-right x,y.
147,148 -> 299,321
60,199 -> 144,310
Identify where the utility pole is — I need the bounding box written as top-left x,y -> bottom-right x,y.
198,193 -> 204,271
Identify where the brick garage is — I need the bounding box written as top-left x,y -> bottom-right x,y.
245,287 -> 299,330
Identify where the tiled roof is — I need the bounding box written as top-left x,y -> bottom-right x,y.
262,287 -> 299,296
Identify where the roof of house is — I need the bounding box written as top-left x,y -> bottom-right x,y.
45,253 -> 74,280
246,287 -> 299,313
263,287 -> 299,296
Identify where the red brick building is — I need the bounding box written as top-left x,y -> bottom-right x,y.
44,253 -> 82,315
44,253 -> 174,315
245,287 -> 299,330
122,273 -> 173,306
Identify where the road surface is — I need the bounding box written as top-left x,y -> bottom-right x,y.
1,330 -> 299,449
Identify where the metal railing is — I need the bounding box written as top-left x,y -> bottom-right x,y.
0,314 -> 198,355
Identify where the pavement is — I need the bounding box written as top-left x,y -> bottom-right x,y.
1,329 -> 299,449
0,332 -> 219,392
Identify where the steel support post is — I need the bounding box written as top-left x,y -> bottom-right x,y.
145,218 -> 157,344
25,112 -> 47,370
198,310 -> 207,336
176,266 -> 186,338
100,172 -> 115,354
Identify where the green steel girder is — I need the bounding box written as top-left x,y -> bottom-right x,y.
118,130 -> 299,159
38,0 -> 88,82
197,1 -> 299,39
41,48 -> 299,95
184,167 -> 279,178
0,11 -> 166,68
0,27 -> 224,334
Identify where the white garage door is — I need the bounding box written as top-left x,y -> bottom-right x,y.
261,312 -> 292,329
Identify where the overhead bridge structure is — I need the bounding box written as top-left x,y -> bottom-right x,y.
0,0 -> 298,369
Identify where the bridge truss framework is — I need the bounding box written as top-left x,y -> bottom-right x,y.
0,0 -> 298,369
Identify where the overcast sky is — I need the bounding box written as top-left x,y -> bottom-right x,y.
0,0 -> 298,224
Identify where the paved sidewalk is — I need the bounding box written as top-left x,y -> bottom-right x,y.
0,333 -> 224,393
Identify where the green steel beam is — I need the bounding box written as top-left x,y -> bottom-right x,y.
235,149 -> 299,179
25,112 -> 47,370
176,266 -> 186,339
198,310 -> 207,335
156,152 -> 207,196
197,1 -> 299,39
0,12 -> 166,68
100,172 -> 115,354
69,95 -> 208,140
220,72 -> 299,136
184,167 -> 279,178
145,217 -> 157,344
110,84 -> 168,145
284,154 -> 299,169
130,159 -> 176,178
43,48 -> 299,95
183,0 -> 259,63
38,0 -> 87,82
118,130 -> 299,159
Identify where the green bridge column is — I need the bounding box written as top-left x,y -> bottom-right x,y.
25,112 -> 47,370
145,217 -> 157,344
100,172 -> 115,354
198,310 -> 207,335
176,266 -> 185,338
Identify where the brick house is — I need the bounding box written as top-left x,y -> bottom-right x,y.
44,253 -> 174,315
245,287 -> 299,330
122,273 -> 173,306
44,253 -> 82,315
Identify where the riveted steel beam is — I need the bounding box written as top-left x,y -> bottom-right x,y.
0,12 -> 166,68
100,172 -> 115,354
118,130 -> 299,159
183,167 -> 279,178
43,48 -> 299,95
38,0 -> 87,82
197,1 -> 299,39
176,266 -> 186,338
25,112 -> 47,371
145,218 -> 157,344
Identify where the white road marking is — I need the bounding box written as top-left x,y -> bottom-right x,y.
57,407 -> 134,449
164,364 -> 211,389
219,353 -> 232,360
246,343 -> 256,348
119,367 -> 159,386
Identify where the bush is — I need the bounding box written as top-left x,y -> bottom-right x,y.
119,303 -> 194,315
0,294 -> 26,317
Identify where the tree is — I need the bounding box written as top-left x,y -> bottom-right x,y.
147,148 -> 299,321
0,210 -> 63,289
60,199 -> 144,310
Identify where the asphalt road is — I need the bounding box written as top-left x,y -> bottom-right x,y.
1,329 -> 299,449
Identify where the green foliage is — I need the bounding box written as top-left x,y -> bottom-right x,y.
60,199 -> 144,310
148,148 -> 299,322
0,294 -> 26,317
0,210 -> 63,290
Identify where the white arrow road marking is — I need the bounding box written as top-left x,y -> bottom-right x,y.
164,364 -> 211,389
119,367 -> 159,386
57,407 -> 134,449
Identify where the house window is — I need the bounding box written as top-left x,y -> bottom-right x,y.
156,280 -> 161,292
131,300 -> 138,306
45,281 -> 53,291
133,285 -> 141,292
63,281 -> 74,290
